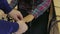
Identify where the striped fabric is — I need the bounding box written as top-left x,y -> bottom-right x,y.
10,0 -> 51,18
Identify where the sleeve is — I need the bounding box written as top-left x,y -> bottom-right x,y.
9,0 -> 18,9
0,20 -> 19,34
30,0 -> 51,18
0,0 -> 12,14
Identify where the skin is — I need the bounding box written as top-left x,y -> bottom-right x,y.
8,9 -> 23,21
23,14 -> 34,23
9,9 -> 34,23
0,10 -> 28,34
0,9 -> 34,34
14,20 -> 28,34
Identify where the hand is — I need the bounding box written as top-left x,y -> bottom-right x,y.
8,9 -> 23,21
15,20 -> 28,34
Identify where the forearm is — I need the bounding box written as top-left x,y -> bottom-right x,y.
24,0 -> 51,23
30,0 -> 51,18
0,20 -> 19,33
23,14 -> 34,23
0,0 -> 12,14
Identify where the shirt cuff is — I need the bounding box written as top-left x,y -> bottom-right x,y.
1,0 -> 12,14
0,20 -> 19,33
11,22 -> 19,33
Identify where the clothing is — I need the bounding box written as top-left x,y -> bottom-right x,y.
0,0 -> 19,34
10,0 -> 51,18
0,0 -> 12,14
0,20 -> 19,34
23,10 -> 50,34
10,0 -> 51,34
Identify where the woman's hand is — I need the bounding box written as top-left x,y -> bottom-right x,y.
8,9 -> 23,21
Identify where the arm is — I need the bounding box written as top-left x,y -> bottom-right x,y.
0,0 -> 23,21
0,20 -> 19,34
30,0 -> 51,18
9,0 -> 18,9
24,0 -> 51,22
0,0 -> 12,14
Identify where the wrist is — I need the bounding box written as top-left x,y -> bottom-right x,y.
23,14 -> 34,23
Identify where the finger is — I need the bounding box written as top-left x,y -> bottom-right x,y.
18,14 -> 23,20
16,20 -> 28,34
13,16 -> 20,21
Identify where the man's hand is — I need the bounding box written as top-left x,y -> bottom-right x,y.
8,9 -> 23,21
15,20 -> 28,34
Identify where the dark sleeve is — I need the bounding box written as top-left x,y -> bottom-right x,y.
0,20 -> 19,34
30,0 -> 51,18
0,0 -> 12,14
10,0 -> 18,9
